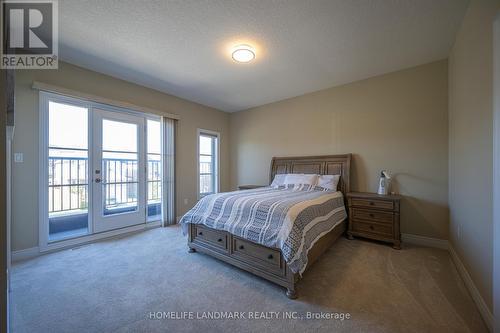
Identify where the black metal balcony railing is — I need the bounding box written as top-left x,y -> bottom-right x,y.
102,158 -> 138,211
48,155 -> 161,214
48,157 -> 88,213
147,156 -> 161,205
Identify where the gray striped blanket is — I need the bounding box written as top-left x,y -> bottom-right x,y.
180,185 -> 347,274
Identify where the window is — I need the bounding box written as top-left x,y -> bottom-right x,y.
147,119 -> 162,221
198,130 -> 219,197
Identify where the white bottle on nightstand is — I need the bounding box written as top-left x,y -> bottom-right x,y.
377,170 -> 391,195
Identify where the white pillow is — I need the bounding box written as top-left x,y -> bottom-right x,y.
283,173 -> 319,186
316,174 -> 340,191
270,174 -> 287,187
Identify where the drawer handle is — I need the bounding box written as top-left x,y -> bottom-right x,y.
369,213 -> 375,218
217,238 -> 223,242
198,231 -> 203,236
267,254 -> 274,260
369,202 -> 375,206
369,225 -> 374,230
239,245 -> 244,250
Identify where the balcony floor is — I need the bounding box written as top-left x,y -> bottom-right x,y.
49,203 -> 161,241
49,228 -> 88,242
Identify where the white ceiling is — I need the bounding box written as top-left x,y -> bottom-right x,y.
59,0 -> 469,112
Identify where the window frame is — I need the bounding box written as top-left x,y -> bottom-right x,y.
197,128 -> 220,199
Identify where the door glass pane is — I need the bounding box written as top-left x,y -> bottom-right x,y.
102,119 -> 138,216
147,119 -> 162,221
48,101 -> 89,241
103,119 -> 137,152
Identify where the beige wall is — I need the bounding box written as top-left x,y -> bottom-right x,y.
229,60 -> 449,239
12,62 -> 230,251
449,0 -> 500,312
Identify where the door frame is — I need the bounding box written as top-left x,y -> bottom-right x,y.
38,91 -> 161,253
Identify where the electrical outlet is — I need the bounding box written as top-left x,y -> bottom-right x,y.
184,198 -> 188,205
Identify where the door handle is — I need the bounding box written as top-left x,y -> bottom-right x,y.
95,178 -> 102,183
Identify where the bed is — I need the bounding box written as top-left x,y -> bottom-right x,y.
180,154 -> 351,299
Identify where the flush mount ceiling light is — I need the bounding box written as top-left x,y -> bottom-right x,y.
231,45 -> 255,63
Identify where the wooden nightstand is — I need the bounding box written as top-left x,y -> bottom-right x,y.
346,192 -> 402,249
238,185 -> 267,190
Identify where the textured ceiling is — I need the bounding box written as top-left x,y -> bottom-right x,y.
58,0 -> 468,112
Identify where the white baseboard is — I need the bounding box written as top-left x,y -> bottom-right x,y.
448,244 -> 493,332
401,233 -> 449,250
11,247 -> 40,262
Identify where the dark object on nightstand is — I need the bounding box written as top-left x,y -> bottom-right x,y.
346,192 -> 401,249
238,185 -> 267,190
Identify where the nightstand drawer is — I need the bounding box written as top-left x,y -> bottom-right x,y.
351,198 -> 394,211
352,208 -> 394,224
352,220 -> 393,237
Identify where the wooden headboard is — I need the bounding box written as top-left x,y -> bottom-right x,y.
269,154 -> 351,195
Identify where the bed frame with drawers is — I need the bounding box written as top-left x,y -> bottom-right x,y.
187,154 -> 351,299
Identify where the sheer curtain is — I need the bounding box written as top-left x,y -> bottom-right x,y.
161,117 -> 176,226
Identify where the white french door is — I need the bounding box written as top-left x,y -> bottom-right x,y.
40,91 -> 161,248
92,109 -> 146,233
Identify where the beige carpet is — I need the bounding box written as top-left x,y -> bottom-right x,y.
10,225 -> 487,333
